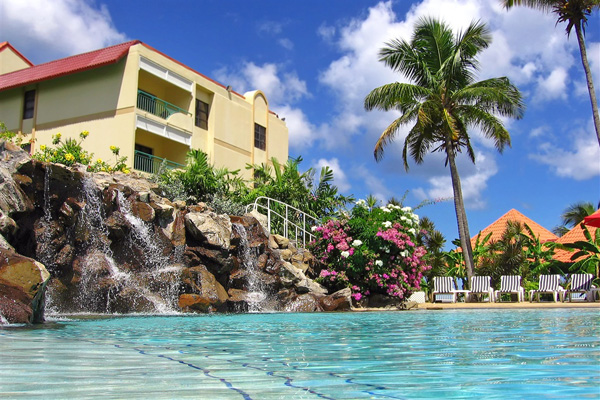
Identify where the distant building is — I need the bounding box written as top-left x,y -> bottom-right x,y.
470,208 -> 558,247
0,41 -> 288,178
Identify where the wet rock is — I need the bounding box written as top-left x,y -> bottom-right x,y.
271,234 -> 290,249
0,249 -> 50,323
319,288 -> 352,311
179,265 -> 228,312
185,211 -> 232,250
284,294 -> 322,312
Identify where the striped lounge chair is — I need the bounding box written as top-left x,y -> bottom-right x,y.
563,273 -> 595,302
529,274 -> 565,302
433,276 -> 458,303
468,276 -> 494,302
494,275 -> 524,302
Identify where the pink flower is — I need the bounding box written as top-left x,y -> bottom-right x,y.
352,293 -> 362,301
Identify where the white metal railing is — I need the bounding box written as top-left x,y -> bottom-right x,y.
245,196 -> 320,248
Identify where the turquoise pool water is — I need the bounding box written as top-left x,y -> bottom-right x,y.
1,309 -> 599,399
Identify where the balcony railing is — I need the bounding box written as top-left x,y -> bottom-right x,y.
134,150 -> 185,174
137,90 -> 191,120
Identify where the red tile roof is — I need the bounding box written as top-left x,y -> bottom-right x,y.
0,40 -> 140,92
0,41 -> 34,67
553,214 -> 600,263
471,208 -> 558,246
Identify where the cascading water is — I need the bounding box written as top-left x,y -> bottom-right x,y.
232,223 -> 273,312
116,191 -> 182,313
46,177 -> 181,314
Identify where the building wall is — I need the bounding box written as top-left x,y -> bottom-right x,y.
0,47 -> 31,74
0,42 -> 289,182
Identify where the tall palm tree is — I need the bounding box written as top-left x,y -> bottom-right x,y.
364,18 -> 524,281
503,0 -> 600,146
552,200 -> 598,235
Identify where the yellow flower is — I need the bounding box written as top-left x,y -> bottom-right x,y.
80,130 -> 89,138
96,158 -> 103,164
64,153 -> 75,162
40,145 -> 46,151
55,133 -> 61,139
122,168 -> 130,174
110,145 -> 117,151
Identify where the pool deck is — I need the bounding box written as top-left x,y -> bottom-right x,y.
417,301 -> 600,310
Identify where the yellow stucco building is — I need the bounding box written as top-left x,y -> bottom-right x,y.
0,41 -> 288,178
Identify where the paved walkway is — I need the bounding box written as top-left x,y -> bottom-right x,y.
418,301 -> 600,310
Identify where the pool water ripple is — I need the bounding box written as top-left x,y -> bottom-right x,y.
1,309 -> 599,399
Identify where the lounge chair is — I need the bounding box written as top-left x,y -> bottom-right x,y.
529,274 -> 565,302
494,275 -> 524,302
468,276 -> 494,302
433,276 -> 459,303
563,274 -> 595,302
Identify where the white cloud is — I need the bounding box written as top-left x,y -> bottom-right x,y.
536,67 -> 569,101
278,38 -> 294,50
353,165 -> 393,202
314,158 -> 351,193
530,125 -> 600,180
0,0 -> 127,63
413,151 -> 499,209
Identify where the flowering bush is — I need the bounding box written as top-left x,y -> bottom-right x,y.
310,201 -> 430,302
33,131 -> 130,173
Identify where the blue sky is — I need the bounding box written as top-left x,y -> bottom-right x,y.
1,0 -> 599,248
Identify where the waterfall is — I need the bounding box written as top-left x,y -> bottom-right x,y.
46,177 -> 181,314
232,223 -> 273,312
116,191 -> 181,312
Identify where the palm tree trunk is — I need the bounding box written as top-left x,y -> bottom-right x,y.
575,23 -> 600,146
447,147 -> 475,283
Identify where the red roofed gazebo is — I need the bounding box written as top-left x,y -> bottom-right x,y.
471,209 -> 558,247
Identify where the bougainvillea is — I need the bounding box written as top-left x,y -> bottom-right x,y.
310,201 -> 430,302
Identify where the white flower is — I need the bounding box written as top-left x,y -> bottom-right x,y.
402,206 -> 412,213
408,228 -> 416,235
400,250 -> 409,258
341,251 -> 350,258
311,226 -> 317,232
382,221 -> 392,228
352,240 -> 362,247
400,216 -> 407,221
375,260 -> 383,267
356,199 -> 367,207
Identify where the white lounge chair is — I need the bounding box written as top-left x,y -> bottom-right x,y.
495,275 -> 524,302
529,274 -> 565,302
563,274 -> 595,302
468,276 -> 494,302
433,276 -> 459,303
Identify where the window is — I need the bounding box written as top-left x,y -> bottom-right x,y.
254,123 -> 266,150
195,99 -> 209,129
23,90 -> 35,119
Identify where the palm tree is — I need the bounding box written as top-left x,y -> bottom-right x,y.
552,200 -> 598,236
364,18 -> 524,281
503,0 -> 600,146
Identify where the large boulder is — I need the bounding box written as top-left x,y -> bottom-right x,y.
185,211 -> 232,250
179,265 -> 229,312
0,249 -> 50,323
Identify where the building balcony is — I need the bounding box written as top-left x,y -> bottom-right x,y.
134,150 -> 185,174
137,90 -> 191,120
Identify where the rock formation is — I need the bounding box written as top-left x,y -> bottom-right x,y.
0,141 -> 350,324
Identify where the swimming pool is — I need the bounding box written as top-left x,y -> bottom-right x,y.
1,309 -> 598,399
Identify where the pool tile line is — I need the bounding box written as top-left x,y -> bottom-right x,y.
174,343 -> 407,400
77,338 -> 253,400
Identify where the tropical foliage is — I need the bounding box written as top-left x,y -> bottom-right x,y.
32,131 -> 130,173
558,224 -> 600,283
154,151 -> 353,220
503,0 -> 600,146
364,17 -> 524,282
310,201 -> 431,302
553,200 -> 598,236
